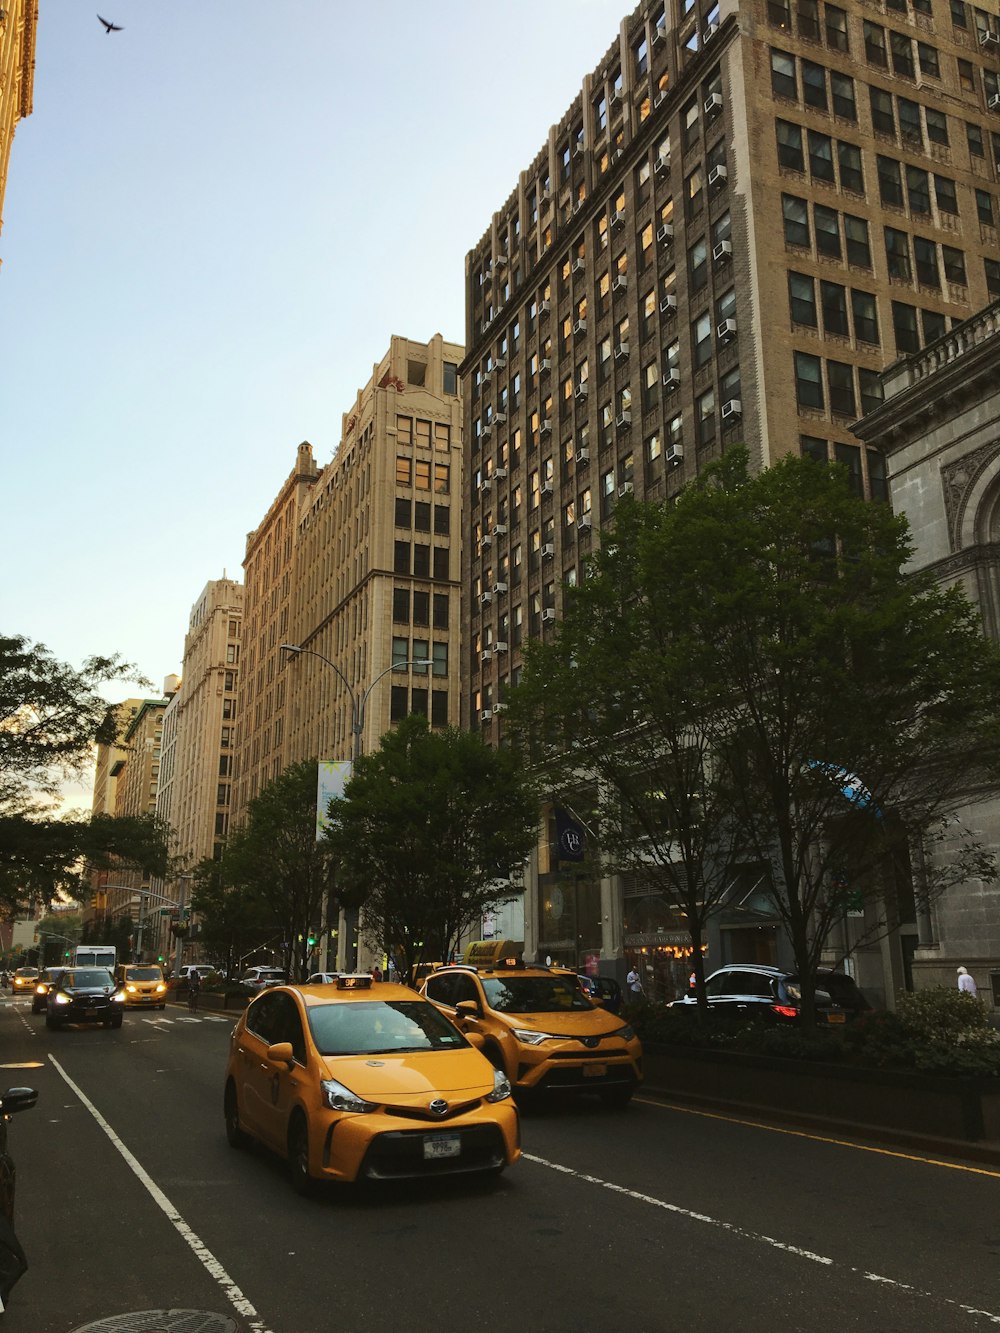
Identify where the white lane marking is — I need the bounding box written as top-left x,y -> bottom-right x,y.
176,1017 -> 202,1024
523,1153 -> 1000,1325
143,1018 -> 174,1026
201,1015 -> 230,1023
48,1055 -> 273,1333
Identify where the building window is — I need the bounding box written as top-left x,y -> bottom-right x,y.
776,119 -> 805,171
986,259 -> 1000,299
906,165 -> 930,216
884,227 -> 911,281
782,194 -> 809,246
394,540 -> 410,574
870,88 -> 895,137
877,156 -> 903,208
413,544 -> 431,578
835,442 -> 863,495
814,204 -> 841,258
820,281 -> 849,337
696,388 -> 716,447
844,214 -> 871,268
851,289 -> 880,344
837,141 -> 864,194
934,175 -> 958,216
831,71 -> 855,120
976,190 -> 995,227
827,360 -> 856,416
433,593 -> 449,629
794,351 -> 824,408
826,4 -> 849,50
788,271 -> 817,326
393,589 -> 410,623
412,591 -> 430,626
771,48 -> 797,99
942,246 -> 966,285
801,434 -> 828,463
891,300 -> 920,353
913,236 -> 939,289
692,312 -> 713,367
802,60 -> 827,110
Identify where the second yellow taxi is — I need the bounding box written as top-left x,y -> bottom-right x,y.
223,975 -> 520,1194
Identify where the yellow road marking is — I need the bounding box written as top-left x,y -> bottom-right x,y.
636,1095 -> 1000,1179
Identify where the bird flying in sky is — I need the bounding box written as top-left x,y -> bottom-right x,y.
97,14 -> 123,33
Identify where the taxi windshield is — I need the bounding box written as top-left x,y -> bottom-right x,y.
481,975 -> 594,1014
125,967 -> 162,981
64,970 -> 113,988
308,1001 -> 467,1055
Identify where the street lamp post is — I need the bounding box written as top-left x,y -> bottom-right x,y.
280,643 -> 433,969
129,888 -> 183,964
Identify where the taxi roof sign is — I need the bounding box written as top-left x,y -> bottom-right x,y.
336,973 -> 373,990
462,940 -> 524,968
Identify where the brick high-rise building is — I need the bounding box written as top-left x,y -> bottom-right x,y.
0,1 -> 38,266
461,0 -> 1000,988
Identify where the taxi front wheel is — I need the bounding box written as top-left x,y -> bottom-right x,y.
287,1112 -> 315,1198
224,1081 -> 249,1149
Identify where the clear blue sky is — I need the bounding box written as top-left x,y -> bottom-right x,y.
2,0 -> 626,690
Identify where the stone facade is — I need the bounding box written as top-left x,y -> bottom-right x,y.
854,299 -> 1000,1007
0,0 -> 37,264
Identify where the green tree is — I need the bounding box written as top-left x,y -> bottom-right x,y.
216,760 -> 334,982
190,858 -> 274,980
511,450 -> 1000,1022
323,714 -> 540,981
0,635 -> 168,911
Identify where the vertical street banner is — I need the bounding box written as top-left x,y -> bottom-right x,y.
316,760 -> 352,841
554,806 -> 586,862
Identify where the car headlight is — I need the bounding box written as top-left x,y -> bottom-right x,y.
34,984 -> 46,995
53,993 -> 71,1005
320,1078 -> 377,1114
616,1024 -> 635,1041
126,984 -> 137,993
112,990 -> 126,1003
485,1068 -> 512,1103
512,1028 -> 558,1045
155,983 -> 166,993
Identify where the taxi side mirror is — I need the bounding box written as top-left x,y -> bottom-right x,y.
266,1041 -> 295,1067
454,999 -> 481,1020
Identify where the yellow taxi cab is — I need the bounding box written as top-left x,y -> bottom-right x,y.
223,975 -> 520,1195
115,963 -> 167,1010
11,968 -> 39,995
422,952 -> 643,1108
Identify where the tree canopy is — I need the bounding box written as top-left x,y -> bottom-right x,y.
323,714 -> 540,980
0,635 -> 168,914
509,449 -> 1000,1020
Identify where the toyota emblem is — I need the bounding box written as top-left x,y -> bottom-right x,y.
429,1098 -> 449,1116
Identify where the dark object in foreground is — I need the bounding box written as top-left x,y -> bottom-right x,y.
0,1086 -> 38,1311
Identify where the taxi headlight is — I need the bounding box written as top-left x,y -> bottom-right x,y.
53,992 -> 71,1005
112,990 -> 126,1003
485,1068 -> 512,1103
320,1077 -> 377,1114
155,983 -> 166,993
126,984 -> 137,993
616,1024 -> 635,1041
512,1028 -> 557,1045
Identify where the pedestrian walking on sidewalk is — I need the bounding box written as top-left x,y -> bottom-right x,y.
957,966 -> 978,997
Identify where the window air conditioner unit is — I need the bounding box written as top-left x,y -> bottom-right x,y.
575,381 -> 590,399
990,93 -> 1000,109
616,410 -> 632,428
540,186 -> 552,202
575,447 -> 591,463
480,649 -> 493,663
612,275 -> 628,295
652,25 -> 665,45
979,30 -> 1000,48
653,89 -> 668,108
480,709 -> 493,722
482,267 -> 492,286
494,411 -> 508,424
610,147 -> 624,164
539,298 -> 551,314
494,465 -> 508,478
663,368 -> 681,391
614,341 -> 630,360
542,541 -> 555,558
540,482 -> 554,496
480,591 -> 493,606
479,476 -> 493,492
494,641 -> 509,654
618,481 -> 634,496
717,317 -> 737,342
577,514 -> 593,531
481,368 -> 493,384
541,608 -> 557,623
609,86 -> 622,106
492,523 -> 508,537
540,418 -> 553,436
492,703 -> 507,715
660,293 -> 677,313
482,424 -> 493,440
708,164 -> 728,186
705,20 -> 719,40
655,152 -> 671,175
656,222 -> 674,243
573,319 -> 588,336
573,141 -> 586,159
705,92 -> 723,116
666,442 -> 684,466
480,534 -> 493,550
494,356 -> 507,369
539,357 -> 552,373
713,239 -> 733,261
494,253 -> 508,269
572,257 -> 586,275
493,581 -> 508,596
721,398 -> 743,420
611,208 -> 626,229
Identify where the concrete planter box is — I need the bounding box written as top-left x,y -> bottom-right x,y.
642,1042 -> 1000,1145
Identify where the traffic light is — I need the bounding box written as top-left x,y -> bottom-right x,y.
307,932 -> 318,948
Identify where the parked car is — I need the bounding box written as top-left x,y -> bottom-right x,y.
240,966 -> 289,994
30,968 -> 65,1014
670,964 -> 870,1025
577,974 -> 624,1014
423,959 -> 642,1107
44,968 -> 125,1030
306,972 -> 339,985
223,974 -> 519,1194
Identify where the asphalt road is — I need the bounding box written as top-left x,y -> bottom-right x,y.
1,995 -> 999,1333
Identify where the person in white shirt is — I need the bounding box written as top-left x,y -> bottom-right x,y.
626,967 -> 643,998
957,966 -> 977,997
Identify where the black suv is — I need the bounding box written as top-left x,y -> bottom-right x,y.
670,964 -> 870,1025
45,968 -> 125,1030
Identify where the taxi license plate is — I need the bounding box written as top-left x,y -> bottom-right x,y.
423,1134 -> 461,1161
583,1064 -> 607,1077
826,1012 -> 846,1024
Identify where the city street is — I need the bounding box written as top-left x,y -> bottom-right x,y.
2,995 -> 999,1333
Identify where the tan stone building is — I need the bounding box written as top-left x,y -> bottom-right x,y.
462,0 -> 1000,982
152,578 -> 243,966
86,698 -> 144,934
854,297 -> 1000,1006
285,334 -> 465,764
0,0 -> 37,266
233,442 -> 323,820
